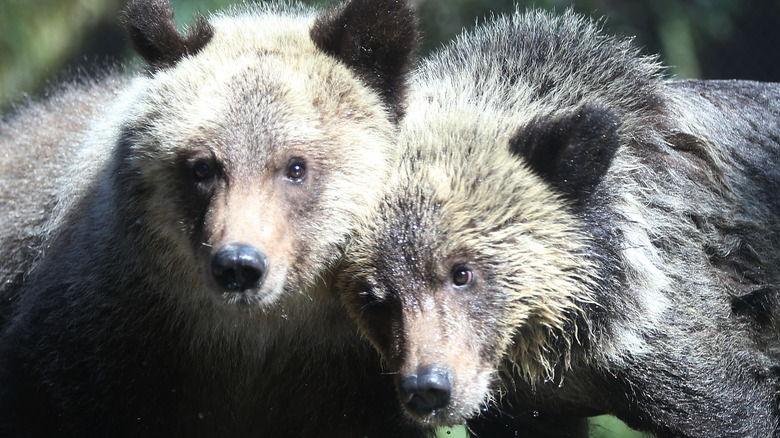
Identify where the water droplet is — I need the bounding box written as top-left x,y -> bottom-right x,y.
198,412 -> 205,420
346,110 -> 353,116
532,411 -> 540,418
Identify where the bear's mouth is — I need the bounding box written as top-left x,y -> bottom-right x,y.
218,289 -> 273,307
393,362 -> 497,427
398,399 -> 476,427
209,265 -> 289,308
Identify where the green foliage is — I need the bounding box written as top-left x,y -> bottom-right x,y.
590,415 -> 652,438
3,0 -> 778,104
436,425 -> 469,438
0,0 -> 122,104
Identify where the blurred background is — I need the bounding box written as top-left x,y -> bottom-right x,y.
3,0 -> 780,106
1,0 -> 777,436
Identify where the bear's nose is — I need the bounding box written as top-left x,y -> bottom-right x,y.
397,366 -> 452,415
211,244 -> 268,292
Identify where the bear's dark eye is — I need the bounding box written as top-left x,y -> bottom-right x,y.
192,159 -> 215,182
451,266 -> 474,287
285,158 -> 306,182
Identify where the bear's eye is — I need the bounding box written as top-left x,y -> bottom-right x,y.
451,266 -> 474,287
285,158 -> 307,182
192,159 -> 215,182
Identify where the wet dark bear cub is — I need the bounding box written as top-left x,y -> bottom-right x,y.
339,9 -> 780,438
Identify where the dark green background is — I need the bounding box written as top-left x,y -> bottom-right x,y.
3,0 -> 780,105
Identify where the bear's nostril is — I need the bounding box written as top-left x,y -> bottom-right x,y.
211,244 -> 268,292
397,366 -> 452,416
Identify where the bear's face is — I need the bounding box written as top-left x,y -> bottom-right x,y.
339,113 -> 607,425
118,0 -> 418,307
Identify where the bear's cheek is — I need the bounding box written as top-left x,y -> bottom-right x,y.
359,302 -> 401,363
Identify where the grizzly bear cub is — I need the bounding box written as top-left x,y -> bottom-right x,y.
339,9 -> 780,438
0,0 -> 430,437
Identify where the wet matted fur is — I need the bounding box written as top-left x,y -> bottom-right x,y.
339,9 -> 780,438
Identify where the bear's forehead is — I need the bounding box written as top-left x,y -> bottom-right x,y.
209,10 -> 317,55
151,55 -> 381,143
140,60 -> 363,156
372,186 -> 475,260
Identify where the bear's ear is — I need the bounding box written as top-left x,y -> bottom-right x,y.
509,105 -> 621,201
310,0 -> 420,121
124,0 -> 214,71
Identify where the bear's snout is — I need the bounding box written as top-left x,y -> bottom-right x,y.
397,366 -> 452,416
211,243 -> 269,292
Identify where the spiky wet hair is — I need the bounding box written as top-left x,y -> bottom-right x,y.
344,107 -> 603,384
340,8 -> 665,384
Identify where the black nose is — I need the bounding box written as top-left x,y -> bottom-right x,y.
397,366 -> 452,415
211,244 -> 268,292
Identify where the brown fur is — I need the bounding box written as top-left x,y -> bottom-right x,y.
0,1 -> 428,436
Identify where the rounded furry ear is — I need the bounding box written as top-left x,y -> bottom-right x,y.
310,0 -> 420,121
124,0 -> 214,71
509,105 -> 621,202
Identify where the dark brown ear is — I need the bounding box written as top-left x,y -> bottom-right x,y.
124,0 -> 214,71
310,0 -> 420,121
509,105 -> 621,202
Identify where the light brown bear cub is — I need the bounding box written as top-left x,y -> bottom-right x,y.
0,0 -> 428,437
339,9 -> 780,438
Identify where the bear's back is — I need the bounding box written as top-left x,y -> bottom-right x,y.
0,75 -> 133,320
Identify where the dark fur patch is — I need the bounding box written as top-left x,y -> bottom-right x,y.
310,0 -> 420,121
509,105 -> 621,201
467,406 -> 591,438
124,0 -> 214,71
731,285 -> 780,327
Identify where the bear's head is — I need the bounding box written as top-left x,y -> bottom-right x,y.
117,0 -> 418,307
338,105 -> 619,425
